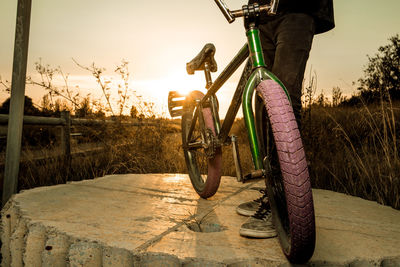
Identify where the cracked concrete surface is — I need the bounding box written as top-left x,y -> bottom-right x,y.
1,173 -> 400,266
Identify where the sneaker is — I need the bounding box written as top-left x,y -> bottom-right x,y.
236,189 -> 268,216
239,197 -> 277,238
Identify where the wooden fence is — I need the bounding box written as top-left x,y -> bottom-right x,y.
0,111 -> 161,166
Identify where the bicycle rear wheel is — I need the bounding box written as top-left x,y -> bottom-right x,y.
256,80 -> 315,263
181,91 -> 222,198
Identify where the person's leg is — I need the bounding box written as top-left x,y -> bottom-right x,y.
271,13 -> 315,126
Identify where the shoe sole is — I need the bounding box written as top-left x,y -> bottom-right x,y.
239,228 -> 277,239
236,207 -> 257,217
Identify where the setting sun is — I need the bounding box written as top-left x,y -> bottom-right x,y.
176,87 -> 193,97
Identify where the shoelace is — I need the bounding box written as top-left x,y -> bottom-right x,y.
252,200 -> 272,220
253,189 -> 266,203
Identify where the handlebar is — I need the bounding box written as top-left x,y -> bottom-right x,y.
214,0 -> 279,23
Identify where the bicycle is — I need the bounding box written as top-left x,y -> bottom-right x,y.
168,0 -> 315,263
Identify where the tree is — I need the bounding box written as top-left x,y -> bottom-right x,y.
75,97 -> 92,118
130,105 -> 138,118
314,91 -> 330,107
332,86 -> 345,107
0,96 -> 41,115
358,35 -> 400,99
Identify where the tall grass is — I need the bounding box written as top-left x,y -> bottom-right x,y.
2,99 -> 398,209
0,59 -> 186,199
0,119 -> 181,195
2,59 -> 398,209
302,99 -> 400,209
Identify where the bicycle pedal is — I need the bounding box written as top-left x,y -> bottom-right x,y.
242,169 -> 265,183
168,91 -> 185,118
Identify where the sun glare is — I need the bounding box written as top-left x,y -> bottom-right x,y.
176,87 -> 193,96
163,71 -> 206,97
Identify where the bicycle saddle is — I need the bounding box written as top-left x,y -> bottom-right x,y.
186,43 -> 218,75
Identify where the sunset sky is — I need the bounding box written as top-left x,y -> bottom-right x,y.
1,0 -> 400,116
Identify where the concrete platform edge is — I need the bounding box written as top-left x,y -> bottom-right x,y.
2,197 -> 400,267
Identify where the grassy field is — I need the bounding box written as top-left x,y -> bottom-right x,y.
302,101 -> 400,209
0,100 -> 399,209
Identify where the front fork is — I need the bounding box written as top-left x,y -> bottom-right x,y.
242,66 -> 289,170
243,27 -> 291,171
242,67 -> 268,170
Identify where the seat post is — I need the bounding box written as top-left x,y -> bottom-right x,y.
204,62 -> 213,89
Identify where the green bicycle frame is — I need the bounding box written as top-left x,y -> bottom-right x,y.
190,27 -> 291,172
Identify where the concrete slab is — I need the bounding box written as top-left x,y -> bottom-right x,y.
1,173 -> 400,266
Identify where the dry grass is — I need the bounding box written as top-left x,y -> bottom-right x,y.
7,59 -> 397,209
302,100 -> 400,209
0,119 -> 181,195
1,99 -> 398,210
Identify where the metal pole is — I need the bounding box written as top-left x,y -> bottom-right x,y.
2,0 -> 32,207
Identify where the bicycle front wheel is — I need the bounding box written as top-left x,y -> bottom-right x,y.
181,91 -> 222,198
256,79 -> 315,263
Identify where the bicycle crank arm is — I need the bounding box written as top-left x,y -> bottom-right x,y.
241,169 -> 265,183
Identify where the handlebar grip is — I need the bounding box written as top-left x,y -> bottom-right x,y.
214,0 -> 235,23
